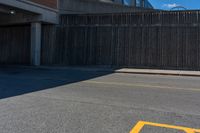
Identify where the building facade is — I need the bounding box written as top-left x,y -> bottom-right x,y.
59,0 -> 153,14
0,0 -> 153,25
0,0 -> 153,66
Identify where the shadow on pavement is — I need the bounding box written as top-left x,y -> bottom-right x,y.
0,66 -> 113,99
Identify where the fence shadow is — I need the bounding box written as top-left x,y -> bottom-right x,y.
0,66 -> 114,99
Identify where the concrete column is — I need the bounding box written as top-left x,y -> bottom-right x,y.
31,22 -> 41,66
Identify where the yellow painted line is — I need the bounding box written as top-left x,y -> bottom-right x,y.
83,80 -> 200,92
130,121 -> 200,133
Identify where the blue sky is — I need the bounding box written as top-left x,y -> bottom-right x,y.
149,0 -> 200,10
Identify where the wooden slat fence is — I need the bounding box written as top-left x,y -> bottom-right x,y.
61,10 -> 200,26
1,10 -> 200,70
0,25 -> 30,65
42,10 -> 200,70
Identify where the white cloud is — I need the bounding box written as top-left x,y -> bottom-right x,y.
163,3 -> 180,8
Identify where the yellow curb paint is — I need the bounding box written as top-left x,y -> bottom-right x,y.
130,121 -> 200,133
83,81 -> 200,92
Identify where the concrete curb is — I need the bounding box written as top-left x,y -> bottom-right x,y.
114,69 -> 200,77
2,65 -> 200,77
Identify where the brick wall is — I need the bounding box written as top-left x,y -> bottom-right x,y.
30,0 -> 58,9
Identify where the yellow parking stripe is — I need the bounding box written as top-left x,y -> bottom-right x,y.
130,121 -> 200,133
83,80 -> 200,92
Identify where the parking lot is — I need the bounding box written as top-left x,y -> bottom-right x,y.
0,67 -> 200,133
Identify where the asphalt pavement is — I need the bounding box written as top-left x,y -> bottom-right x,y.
0,67 -> 200,133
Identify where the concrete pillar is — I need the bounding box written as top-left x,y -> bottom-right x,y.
31,22 -> 41,66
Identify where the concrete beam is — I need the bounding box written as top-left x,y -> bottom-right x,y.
31,22 -> 41,66
0,0 -> 58,24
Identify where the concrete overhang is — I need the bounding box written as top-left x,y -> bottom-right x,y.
0,0 -> 58,25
